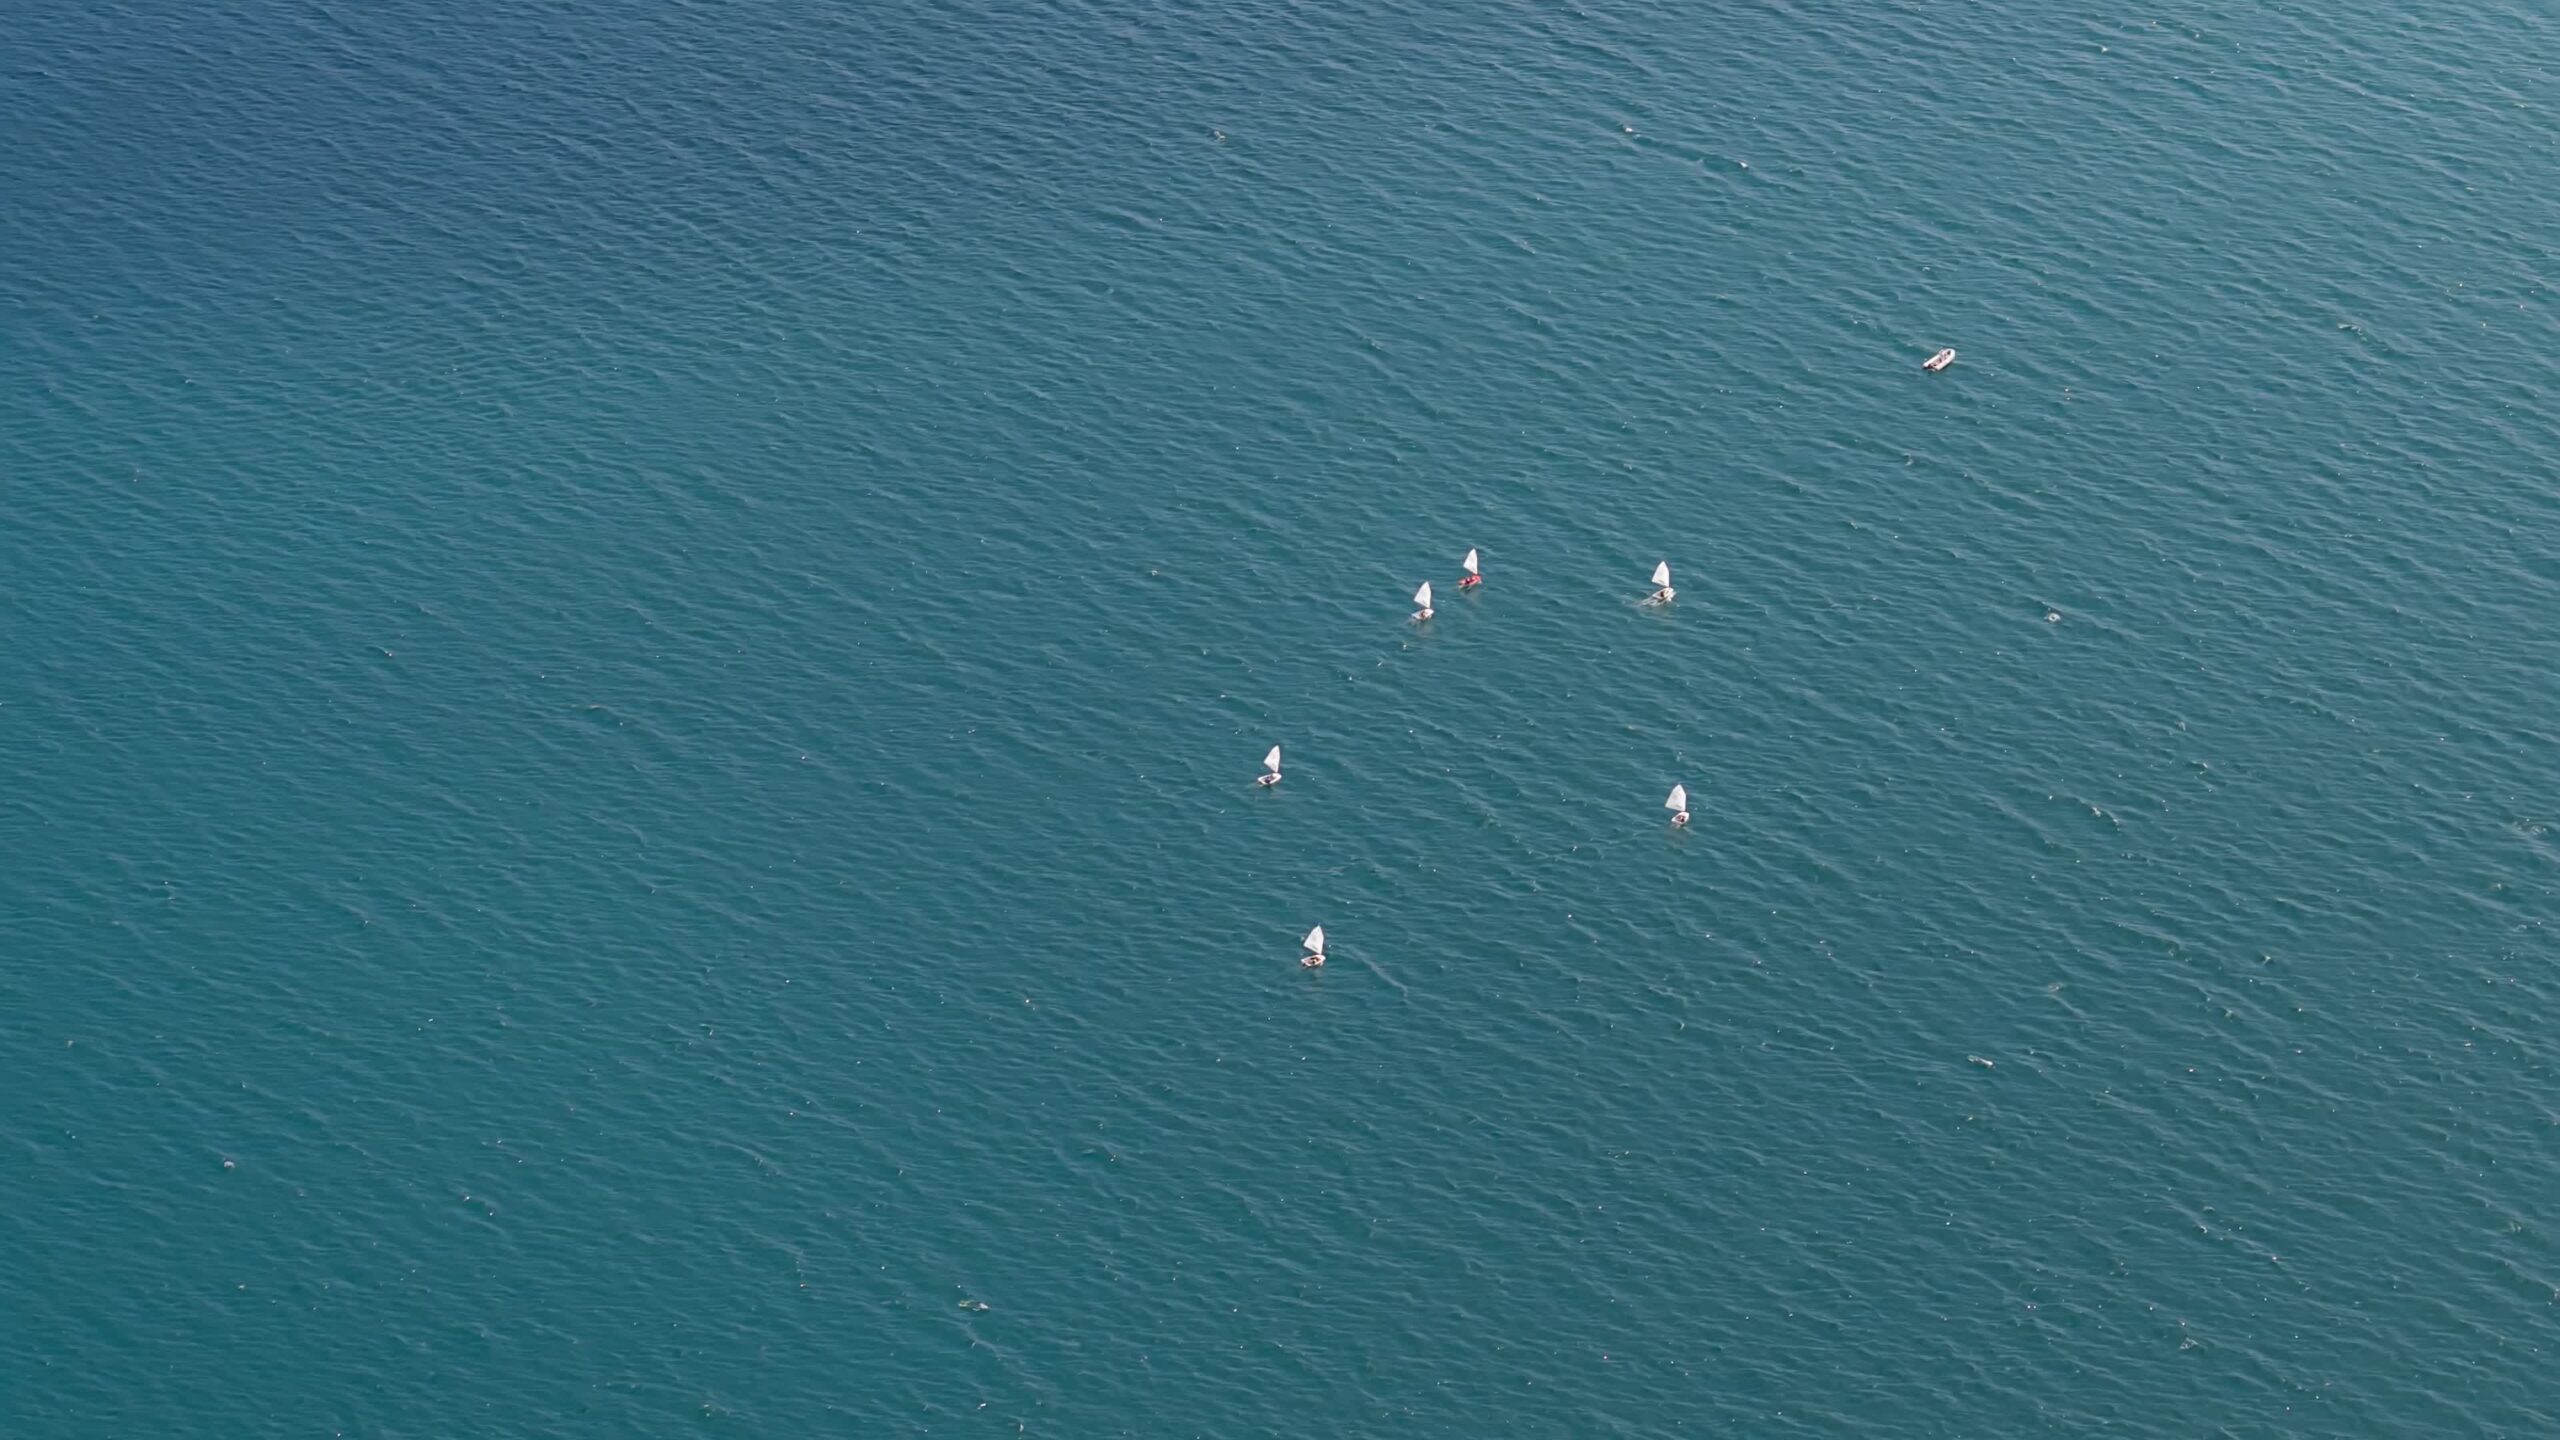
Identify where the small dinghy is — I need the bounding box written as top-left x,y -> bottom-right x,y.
1923,347 -> 1957,373
1644,560 -> 1675,606
1256,745 -> 1283,787
1412,581 -> 1434,622
1459,548 -> 1482,589
1665,783 -> 1690,826
1301,925 -> 1326,968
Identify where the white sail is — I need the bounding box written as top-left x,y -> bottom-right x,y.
1665,784 -> 1688,812
1413,581 -> 1433,608
1263,746 -> 1282,772
1303,926 -> 1325,953
1651,560 -> 1672,588
1462,548 -> 1480,576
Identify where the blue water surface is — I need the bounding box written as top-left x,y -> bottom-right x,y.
5,1 -> 2559,1434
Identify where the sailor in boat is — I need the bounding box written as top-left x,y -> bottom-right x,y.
1458,548 -> 1482,589
1665,784 -> 1690,827
1412,581 -> 1434,622
1923,347 -> 1957,373
1644,560 -> 1675,606
1301,926 -> 1326,968
1255,745 -> 1283,787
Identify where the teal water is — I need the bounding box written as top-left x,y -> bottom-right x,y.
6,0 -> 2560,1433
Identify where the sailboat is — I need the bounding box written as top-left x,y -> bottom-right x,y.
1256,745 -> 1283,787
1645,561 -> 1676,606
1665,784 -> 1689,826
1412,581 -> 1434,622
1301,925 -> 1327,968
1459,548 -> 1482,589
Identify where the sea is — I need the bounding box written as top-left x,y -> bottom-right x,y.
5,0 -> 2559,1434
